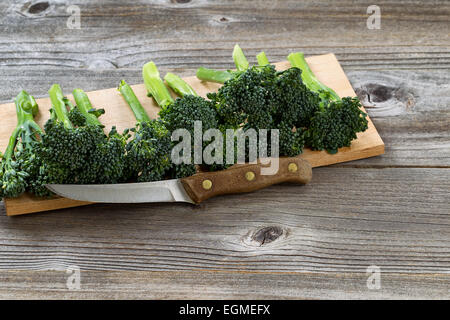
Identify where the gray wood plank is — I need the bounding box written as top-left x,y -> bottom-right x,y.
0,168 -> 448,275
0,270 -> 449,299
0,0 -> 448,71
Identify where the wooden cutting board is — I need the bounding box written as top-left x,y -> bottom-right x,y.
0,53 -> 384,216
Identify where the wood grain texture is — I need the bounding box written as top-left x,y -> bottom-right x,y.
0,0 -> 448,73
0,167 -> 449,299
1,53 -> 385,216
0,270 -> 449,300
0,0 -> 448,299
0,168 -> 449,272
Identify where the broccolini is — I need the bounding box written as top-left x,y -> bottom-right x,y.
39,85 -> 128,185
0,91 -> 45,200
288,52 -> 368,153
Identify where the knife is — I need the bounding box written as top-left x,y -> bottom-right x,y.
46,157 -> 312,204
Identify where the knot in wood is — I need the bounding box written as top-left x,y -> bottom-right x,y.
27,2 -> 50,14
252,226 -> 284,245
356,83 -> 415,116
365,84 -> 394,103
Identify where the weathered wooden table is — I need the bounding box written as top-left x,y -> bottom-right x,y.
0,0 -> 448,299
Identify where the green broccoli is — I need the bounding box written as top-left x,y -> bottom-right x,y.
72,89 -> 106,126
39,84 -> 128,185
0,91 -> 44,200
200,46 -> 314,157
207,65 -> 277,130
256,51 -> 270,66
164,72 -> 235,171
196,44 -> 249,84
145,63 -> 221,177
288,52 -> 369,153
164,72 -> 198,97
118,80 -> 186,181
143,61 -> 174,108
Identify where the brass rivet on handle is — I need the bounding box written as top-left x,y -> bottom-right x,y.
202,179 -> 213,190
245,171 -> 255,181
288,163 -> 298,173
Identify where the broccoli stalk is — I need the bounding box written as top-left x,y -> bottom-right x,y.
164,73 -> 198,97
233,44 -> 249,71
287,52 -> 340,103
0,91 -> 44,199
257,52 -> 270,66
197,68 -> 233,84
49,84 -> 73,129
196,44 -> 250,84
142,61 -> 174,108
72,89 -> 104,126
118,80 -> 151,123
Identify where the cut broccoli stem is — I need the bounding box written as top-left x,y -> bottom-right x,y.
233,44 -> 249,71
72,89 -> 103,126
48,84 -> 73,129
257,52 -> 270,66
118,80 -> 151,123
288,52 -> 341,102
142,61 -> 174,108
196,44 -> 250,84
196,67 -> 233,84
164,73 -> 198,97
23,94 -> 39,116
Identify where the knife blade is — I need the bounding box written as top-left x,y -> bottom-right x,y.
46,157 -> 312,204
46,179 -> 195,204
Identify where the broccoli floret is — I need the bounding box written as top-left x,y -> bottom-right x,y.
305,97 -> 368,154
119,80 -> 174,181
272,67 -> 321,128
164,71 -> 231,172
288,52 -> 369,153
198,45 -> 316,158
277,122 -> 305,157
159,95 -> 218,135
198,46 -> 271,129
125,120 -> 172,182
0,91 -> 44,200
207,65 -> 277,130
168,163 -> 198,179
38,85 -> 127,186
67,102 -> 88,127
142,64 -> 222,178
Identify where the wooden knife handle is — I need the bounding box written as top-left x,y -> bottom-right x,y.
180,157 -> 312,204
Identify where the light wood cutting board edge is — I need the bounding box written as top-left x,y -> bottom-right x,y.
1,53 -> 384,216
